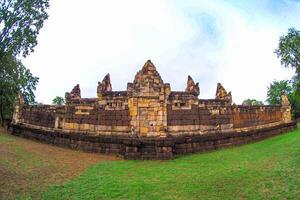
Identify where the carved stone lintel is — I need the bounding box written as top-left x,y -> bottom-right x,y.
185,75 -> 200,96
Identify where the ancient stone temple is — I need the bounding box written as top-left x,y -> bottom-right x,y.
11,60 -> 295,159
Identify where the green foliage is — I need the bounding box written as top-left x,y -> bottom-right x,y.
266,80 -> 300,118
242,98 -> 264,106
267,80 -> 292,105
41,127 -> 300,200
274,28 -> 300,118
0,52 -> 39,123
289,90 -> 300,118
0,0 -> 50,57
275,28 -> 300,73
0,0 -> 49,125
52,96 -> 65,105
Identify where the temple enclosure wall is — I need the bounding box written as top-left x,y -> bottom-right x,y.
11,60 -> 295,159
17,103 -> 288,135
10,121 -> 296,160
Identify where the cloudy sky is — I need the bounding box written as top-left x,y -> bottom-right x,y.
23,0 -> 300,104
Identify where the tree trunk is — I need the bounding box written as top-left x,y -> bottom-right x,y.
0,103 -> 4,127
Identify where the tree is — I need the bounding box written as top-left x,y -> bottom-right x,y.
266,80 -> 300,118
242,99 -> 264,106
0,0 -> 49,126
0,53 -> 39,125
289,90 -> 300,119
275,28 -> 300,75
0,0 -> 50,57
267,80 -> 292,105
274,28 -> 300,118
52,96 -> 65,105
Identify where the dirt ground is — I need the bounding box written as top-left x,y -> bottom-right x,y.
0,128 -> 121,200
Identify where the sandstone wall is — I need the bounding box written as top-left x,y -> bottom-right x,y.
20,98 -> 131,133
232,105 -> 282,128
63,104 -> 131,132
167,101 -> 285,134
10,121 -> 296,160
21,105 -> 57,128
19,101 -> 287,136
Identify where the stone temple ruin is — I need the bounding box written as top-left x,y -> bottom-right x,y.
11,60 -> 296,159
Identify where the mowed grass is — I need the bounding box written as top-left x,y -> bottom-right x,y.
1,127 -> 300,200
42,127 -> 300,200
0,129 -> 119,200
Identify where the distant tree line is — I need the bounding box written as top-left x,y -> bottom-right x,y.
242,99 -> 264,106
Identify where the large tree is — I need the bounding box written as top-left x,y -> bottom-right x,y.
267,80 -> 292,105
0,0 -> 49,125
267,80 -> 300,118
0,53 -> 38,124
274,28 -> 300,118
0,0 -> 49,56
275,28 -> 300,75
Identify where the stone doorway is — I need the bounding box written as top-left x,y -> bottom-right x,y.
138,107 -> 156,136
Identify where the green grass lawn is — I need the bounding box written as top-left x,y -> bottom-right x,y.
1,127 -> 300,200
0,129 -> 118,200
42,127 -> 300,200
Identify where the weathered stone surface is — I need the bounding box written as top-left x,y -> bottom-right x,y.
65,84 -> 81,102
127,60 -> 169,96
185,75 -> 200,96
12,92 -> 25,124
215,83 -> 232,104
10,121 -> 296,160
281,94 -> 290,106
126,60 -> 170,137
97,73 -> 112,97
281,94 -> 292,122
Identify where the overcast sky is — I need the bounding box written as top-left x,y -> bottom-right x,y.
22,0 -> 300,104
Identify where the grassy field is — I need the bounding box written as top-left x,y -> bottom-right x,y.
0,129 -> 119,200
1,127 -> 300,200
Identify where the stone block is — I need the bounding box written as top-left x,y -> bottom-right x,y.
140,127 -> 148,135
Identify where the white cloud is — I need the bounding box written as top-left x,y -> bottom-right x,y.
23,0 -> 299,104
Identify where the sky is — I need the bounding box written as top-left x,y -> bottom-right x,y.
22,0 -> 300,104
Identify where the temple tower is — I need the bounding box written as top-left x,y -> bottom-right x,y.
127,60 -> 171,137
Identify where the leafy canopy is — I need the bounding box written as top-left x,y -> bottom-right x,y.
275,28 -> 300,73
0,52 -> 38,122
273,28 -> 300,118
266,79 -> 300,118
0,0 -> 49,124
267,80 -> 292,105
0,0 -> 49,57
